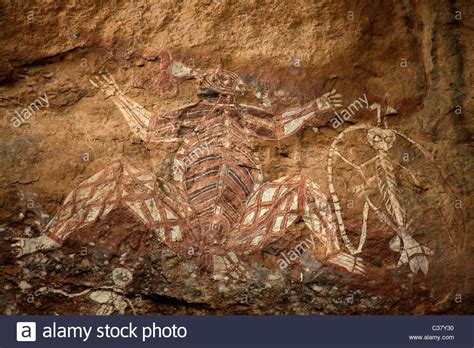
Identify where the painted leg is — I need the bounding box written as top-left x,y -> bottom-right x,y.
230,175 -> 365,275
12,161 -> 192,256
301,176 -> 365,275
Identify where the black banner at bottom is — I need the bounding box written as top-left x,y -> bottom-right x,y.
3,315 -> 473,347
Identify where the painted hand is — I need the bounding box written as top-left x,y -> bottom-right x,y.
89,72 -> 122,98
316,89 -> 343,111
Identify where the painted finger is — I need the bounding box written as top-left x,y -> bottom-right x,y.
353,261 -> 366,275
107,73 -> 120,89
101,74 -> 113,84
94,76 -> 108,89
89,78 -> 100,88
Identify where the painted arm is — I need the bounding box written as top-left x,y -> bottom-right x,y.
90,73 -> 183,143
334,151 -> 378,171
240,90 -> 342,139
395,162 -> 423,187
48,288 -> 91,298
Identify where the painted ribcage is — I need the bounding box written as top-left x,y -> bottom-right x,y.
183,112 -> 262,243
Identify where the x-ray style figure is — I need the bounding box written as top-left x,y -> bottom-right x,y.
327,103 -> 460,275
13,67 -> 365,278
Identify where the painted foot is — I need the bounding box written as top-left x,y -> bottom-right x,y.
11,235 -> 59,257
327,252 -> 366,276
398,247 -> 433,275
390,235 -> 433,275
210,251 -> 250,281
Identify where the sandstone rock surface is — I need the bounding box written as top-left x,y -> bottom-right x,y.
0,0 -> 472,314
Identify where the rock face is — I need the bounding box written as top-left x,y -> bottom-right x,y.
0,0 -> 472,315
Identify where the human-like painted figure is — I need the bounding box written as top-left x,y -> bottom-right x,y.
13,68 -> 365,279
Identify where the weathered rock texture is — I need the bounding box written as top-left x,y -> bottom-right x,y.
0,0 -> 472,314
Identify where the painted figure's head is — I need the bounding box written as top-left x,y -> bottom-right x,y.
169,62 -> 247,99
112,267 -> 133,288
367,127 -> 396,152
197,69 -> 246,98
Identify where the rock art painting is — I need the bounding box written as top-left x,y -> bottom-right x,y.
47,267 -> 136,315
2,0 -> 471,316
327,103 -> 466,275
13,68 -> 366,280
